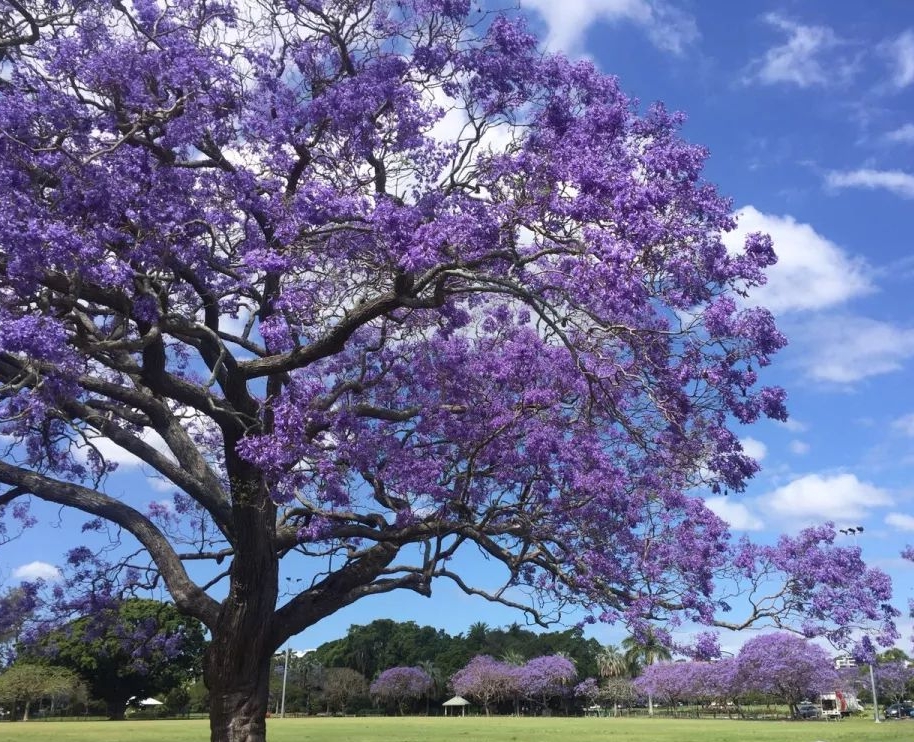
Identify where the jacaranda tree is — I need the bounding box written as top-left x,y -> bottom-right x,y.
732,633 -> 838,717
369,665 -> 431,715
0,1 -> 899,740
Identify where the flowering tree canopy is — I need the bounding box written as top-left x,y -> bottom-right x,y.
369,665 -> 432,714
0,0 -> 899,740
633,659 -> 735,708
518,654 -> 577,705
873,661 -> 914,704
733,633 -> 838,715
450,655 -> 520,715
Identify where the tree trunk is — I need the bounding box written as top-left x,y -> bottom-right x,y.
207,663 -> 271,742
647,693 -> 653,717
204,470 -> 280,742
106,699 -> 127,721
22,700 -> 30,721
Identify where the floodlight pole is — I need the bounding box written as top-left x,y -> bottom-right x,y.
280,645 -> 291,719
868,662 -> 880,723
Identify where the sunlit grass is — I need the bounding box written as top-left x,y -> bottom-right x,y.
1,715 -> 911,742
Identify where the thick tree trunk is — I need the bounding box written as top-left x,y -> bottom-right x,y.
203,478 -> 280,742
207,661 -> 271,742
106,699 -> 126,720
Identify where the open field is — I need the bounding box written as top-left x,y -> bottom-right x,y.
1,716 -> 913,742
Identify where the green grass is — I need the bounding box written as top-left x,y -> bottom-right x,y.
1,716 -> 911,742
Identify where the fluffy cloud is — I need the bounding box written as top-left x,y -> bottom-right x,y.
767,473 -> 892,522
76,429 -> 171,468
791,315 -> 914,383
825,168 -> 914,200
886,512 -> 914,532
13,561 -> 61,581
521,0 -> 698,56
746,14 -> 850,88
883,29 -> 914,88
722,206 -> 872,314
740,437 -> 768,462
705,496 -> 764,531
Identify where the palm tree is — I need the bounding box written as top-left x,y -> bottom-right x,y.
597,644 -> 628,679
500,649 -> 526,667
418,660 -> 444,716
597,644 -> 628,717
466,621 -> 490,651
622,632 -> 672,717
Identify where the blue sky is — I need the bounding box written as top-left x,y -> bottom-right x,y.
4,0 -> 914,656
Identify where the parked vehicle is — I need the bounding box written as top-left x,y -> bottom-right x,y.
820,691 -> 862,718
884,702 -> 914,719
796,701 -> 822,719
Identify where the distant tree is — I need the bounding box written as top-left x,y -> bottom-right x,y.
320,668 -> 368,715
874,661 -> 914,704
0,582 -> 40,668
370,666 -> 432,716
574,677 -> 600,707
451,656 -> 520,717
623,632 -> 672,716
519,654 -> 577,711
417,660 -> 445,715
734,633 -> 837,718
0,663 -> 81,721
26,599 -> 205,720
633,662 -> 687,711
165,685 -> 192,716
878,648 -> 910,663
622,632 -> 673,675
597,645 -> 629,680
466,623 -> 491,653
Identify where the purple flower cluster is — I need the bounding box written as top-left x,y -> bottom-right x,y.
370,665 -> 433,711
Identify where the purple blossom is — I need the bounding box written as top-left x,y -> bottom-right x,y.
370,666 -> 433,714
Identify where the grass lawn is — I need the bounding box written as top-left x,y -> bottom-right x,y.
1,716 -> 911,742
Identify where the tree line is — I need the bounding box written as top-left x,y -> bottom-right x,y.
3,599 -> 912,721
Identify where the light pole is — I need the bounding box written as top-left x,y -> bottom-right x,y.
868,662 -> 881,723
280,645 -> 290,719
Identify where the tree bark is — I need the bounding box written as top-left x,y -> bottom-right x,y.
203,462 -> 280,742
207,660 -> 271,742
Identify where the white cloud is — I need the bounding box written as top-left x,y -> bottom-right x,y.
883,29 -> 914,88
789,440 -> 810,455
792,315 -> 914,383
886,512 -> 914,532
767,473 -> 892,521
893,413 -> 914,436
705,496 -> 764,531
747,14 -> 849,88
77,429 -> 171,468
884,123 -> 914,144
778,418 -> 808,433
13,561 -> 61,581
723,206 -> 872,314
825,168 -> 914,200
520,0 -> 698,56
740,437 -> 767,462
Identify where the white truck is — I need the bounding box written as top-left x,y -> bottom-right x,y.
819,691 -> 862,719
